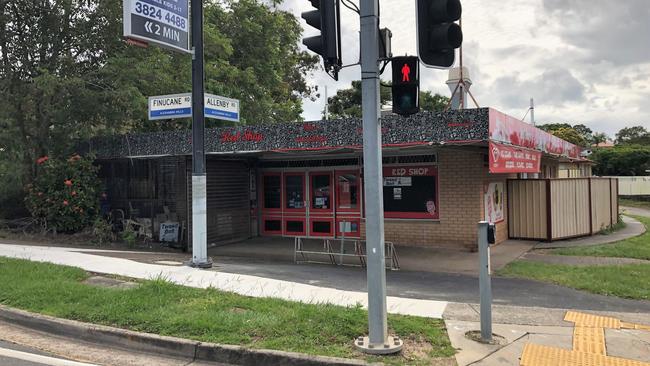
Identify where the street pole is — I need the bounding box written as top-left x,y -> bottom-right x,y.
478,221 -> 492,342
354,0 -> 401,354
189,0 -> 211,268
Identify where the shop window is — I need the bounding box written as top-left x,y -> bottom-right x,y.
263,175 -> 281,209
284,219 -> 306,236
311,174 -> 331,210
285,174 -> 305,210
336,172 -> 359,211
382,165 -> 439,219
311,219 -> 333,236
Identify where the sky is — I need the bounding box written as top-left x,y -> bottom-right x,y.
278,0 -> 650,139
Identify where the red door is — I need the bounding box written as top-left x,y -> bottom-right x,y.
335,170 -> 362,238
283,172 -> 306,236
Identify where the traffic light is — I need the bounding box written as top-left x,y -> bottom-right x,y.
302,0 -> 342,80
416,0 -> 463,68
392,56 -> 419,116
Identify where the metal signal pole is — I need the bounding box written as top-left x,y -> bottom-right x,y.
354,0 -> 401,354
190,0 -> 211,268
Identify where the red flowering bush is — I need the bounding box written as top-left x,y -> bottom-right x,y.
25,154 -> 101,233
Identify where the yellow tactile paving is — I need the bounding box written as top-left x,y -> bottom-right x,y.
573,326 -> 607,355
565,311 -> 621,329
621,322 -> 650,331
520,311 -> 650,366
520,344 -> 650,366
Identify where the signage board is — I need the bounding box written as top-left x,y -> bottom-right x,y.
149,93 -> 192,120
123,0 -> 190,53
489,141 -> 541,174
159,222 -> 180,242
204,93 -> 240,122
148,93 -> 241,122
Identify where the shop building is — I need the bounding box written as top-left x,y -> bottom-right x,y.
89,108 -> 594,250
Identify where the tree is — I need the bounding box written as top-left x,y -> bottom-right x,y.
591,132 -> 609,145
551,127 -> 588,147
420,91 -> 450,112
591,145 -> 650,176
538,123 -> 572,133
538,123 -> 595,146
326,80 -> 391,119
616,126 -> 650,145
0,0 -> 318,218
326,80 -> 450,119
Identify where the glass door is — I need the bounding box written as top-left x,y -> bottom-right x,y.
308,172 -> 334,237
283,172 -> 306,236
335,170 -> 361,238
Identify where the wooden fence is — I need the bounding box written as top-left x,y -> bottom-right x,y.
508,178 -> 618,241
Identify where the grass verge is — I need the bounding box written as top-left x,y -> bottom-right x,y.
497,261 -> 650,300
0,257 -> 454,365
620,198 -> 650,211
551,215 -> 650,260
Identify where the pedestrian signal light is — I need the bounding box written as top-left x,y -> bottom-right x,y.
392,56 -> 419,116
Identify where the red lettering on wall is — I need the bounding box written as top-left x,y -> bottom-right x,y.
221,130 -> 264,143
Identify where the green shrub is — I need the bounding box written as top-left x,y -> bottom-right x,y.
25,154 -> 101,233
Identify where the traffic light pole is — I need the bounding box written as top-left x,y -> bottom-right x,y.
189,0 -> 212,268
354,0 -> 402,354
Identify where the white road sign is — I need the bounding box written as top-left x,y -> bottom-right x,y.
204,93 -> 240,122
123,0 -> 190,53
149,93 -> 192,120
148,93 -> 241,122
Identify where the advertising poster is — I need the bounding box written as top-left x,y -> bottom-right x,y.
484,182 -> 504,223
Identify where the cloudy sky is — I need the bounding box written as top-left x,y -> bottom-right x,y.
278,0 -> 650,138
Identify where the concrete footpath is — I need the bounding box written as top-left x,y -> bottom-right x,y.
0,243 -> 447,319
443,303 -> 650,365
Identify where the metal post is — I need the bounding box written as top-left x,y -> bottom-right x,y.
478,221 -> 492,342
189,0 -> 211,268
354,0 -> 401,354
324,85 -> 329,121
530,98 -> 535,126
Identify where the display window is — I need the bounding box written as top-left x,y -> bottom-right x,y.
382,165 -> 439,219
309,172 -> 333,214
262,173 -> 282,213
335,171 -> 361,213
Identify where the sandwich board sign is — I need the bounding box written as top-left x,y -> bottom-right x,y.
123,0 -> 190,53
149,93 -> 192,120
204,93 -> 240,122
149,93 -> 240,122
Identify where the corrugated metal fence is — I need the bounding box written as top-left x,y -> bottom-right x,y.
508,178 -> 618,241
612,176 -> 650,196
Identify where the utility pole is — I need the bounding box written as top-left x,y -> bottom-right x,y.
354,0 -> 401,354
190,0 -> 211,268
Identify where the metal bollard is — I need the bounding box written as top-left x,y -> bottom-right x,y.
478,221 -> 493,342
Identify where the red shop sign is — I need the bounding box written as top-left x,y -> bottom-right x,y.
383,165 -> 436,177
489,142 -> 541,174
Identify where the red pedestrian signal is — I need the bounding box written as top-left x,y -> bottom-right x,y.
401,63 -> 411,82
392,56 -> 419,116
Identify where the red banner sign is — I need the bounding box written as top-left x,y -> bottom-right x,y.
489,109 -> 582,159
489,142 -> 541,173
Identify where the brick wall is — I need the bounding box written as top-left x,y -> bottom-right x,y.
358,149 -> 483,250
359,148 -> 514,250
